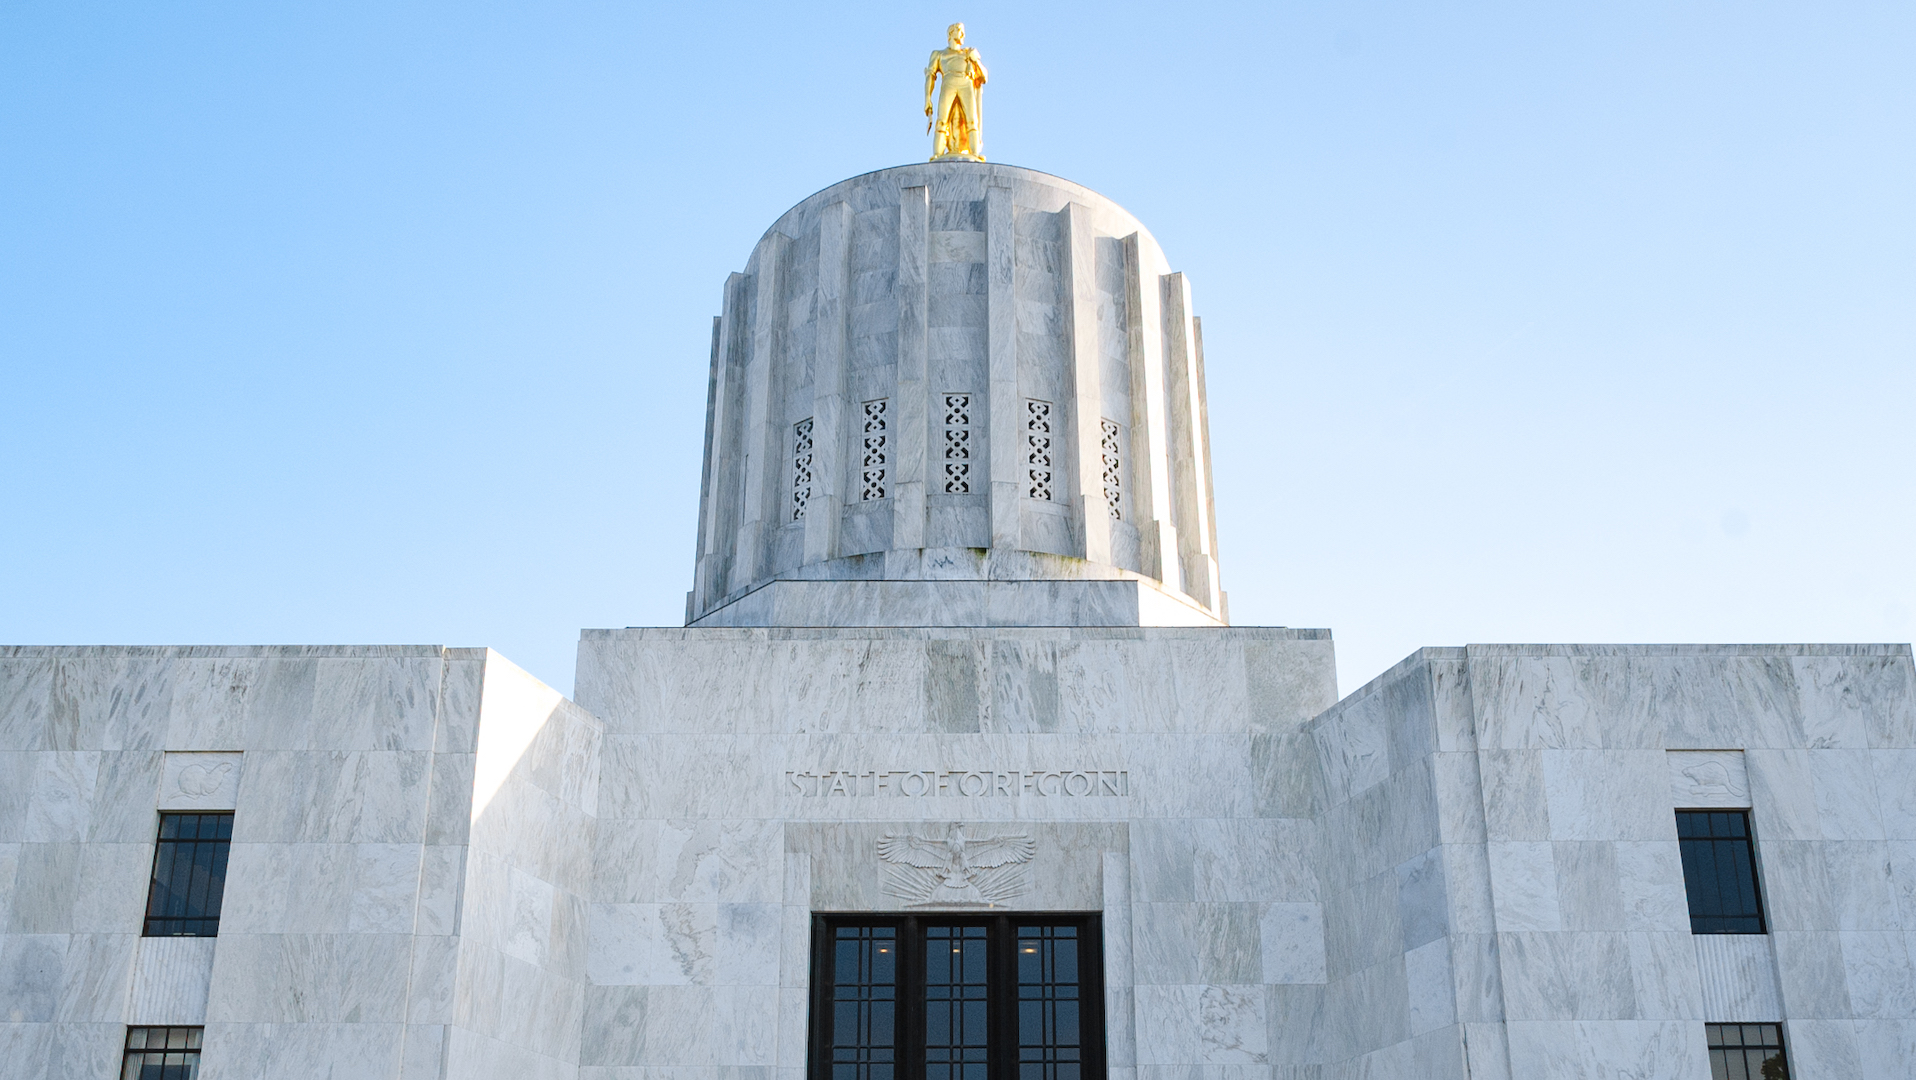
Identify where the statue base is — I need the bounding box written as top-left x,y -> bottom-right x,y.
929,152 -> 986,163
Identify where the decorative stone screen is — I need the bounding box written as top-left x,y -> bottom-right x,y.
792,418 -> 815,520
1099,419 -> 1121,519
863,400 -> 890,501
943,394 -> 972,494
1025,401 -> 1053,501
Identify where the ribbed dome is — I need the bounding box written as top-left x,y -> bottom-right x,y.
687,162 -> 1224,628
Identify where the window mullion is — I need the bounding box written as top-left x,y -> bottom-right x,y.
187,838 -> 214,927
1087,917 -> 1106,1079
807,917 -> 827,1080
145,847 -> 171,921
1740,835 -> 1768,933
989,914 -> 1011,1080
903,915 -> 923,1080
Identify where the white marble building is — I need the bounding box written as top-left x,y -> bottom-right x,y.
4,162 -> 1914,1080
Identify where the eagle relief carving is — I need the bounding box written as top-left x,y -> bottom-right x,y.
877,824 -> 1035,908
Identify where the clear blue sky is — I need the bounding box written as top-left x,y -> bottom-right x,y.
3,2 -> 1911,698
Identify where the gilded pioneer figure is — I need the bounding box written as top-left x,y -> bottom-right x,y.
924,22 -> 987,161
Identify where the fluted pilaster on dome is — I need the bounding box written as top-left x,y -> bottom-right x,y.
687,162 -> 1225,628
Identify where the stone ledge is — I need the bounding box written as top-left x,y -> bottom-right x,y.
586,624 -> 1331,641
0,644 -> 476,659
683,578 -> 1227,629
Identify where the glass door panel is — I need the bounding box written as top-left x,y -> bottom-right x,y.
831,924 -> 898,1080
1016,925 -> 1082,1080
924,924 -> 989,1080
810,914 -> 1103,1080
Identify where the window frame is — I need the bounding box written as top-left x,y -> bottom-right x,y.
1674,809 -> 1768,935
1705,1021 -> 1790,1079
808,912 -> 1106,1080
122,1025 -> 204,1079
143,811 -> 234,938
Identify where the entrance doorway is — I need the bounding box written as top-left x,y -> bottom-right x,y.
809,914 -> 1105,1080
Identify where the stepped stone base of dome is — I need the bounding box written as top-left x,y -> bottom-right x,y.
686,576 -> 1228,628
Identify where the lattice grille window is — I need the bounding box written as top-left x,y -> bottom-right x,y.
791,418 -> 814,521
1026,400 -> 1053,501
1100,419 -> 1122,520
943,393 -> 972,494
862,399 -> 889,500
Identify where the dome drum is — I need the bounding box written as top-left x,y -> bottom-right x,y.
688,162 -> 1224,627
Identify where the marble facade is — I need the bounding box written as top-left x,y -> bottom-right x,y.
5,639 -> 1912,1078
0,646 -> 598,1079
5,162 -> 1914,1079
1297,644 -> 1916,1078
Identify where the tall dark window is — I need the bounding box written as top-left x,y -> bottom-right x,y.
925,925 -> 990,1079
831,925 -> 898,1080
1675,810 -> 1766,934
1016,924 -> 1082,1080
122,1026 -> 202,1079
811,914 -> 1103,1080
1707,1023 -> 1789,1079
144,812 -> 233,937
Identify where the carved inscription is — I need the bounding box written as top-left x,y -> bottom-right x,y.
784,769 -> 1129,798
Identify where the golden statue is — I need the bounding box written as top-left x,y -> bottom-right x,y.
924,23 -> 987,162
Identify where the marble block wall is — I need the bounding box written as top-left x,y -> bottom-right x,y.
688,577 -> 1227,630
571,625 -> 1340,1080
0,645 -> 601,1080
688,162 -> 1225,627
1302,643 -> 1916,1080
10,633 -> 1908,1079
442,653 -> 602,1080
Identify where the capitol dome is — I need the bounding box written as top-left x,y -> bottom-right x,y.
687,162 -> 1226,628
